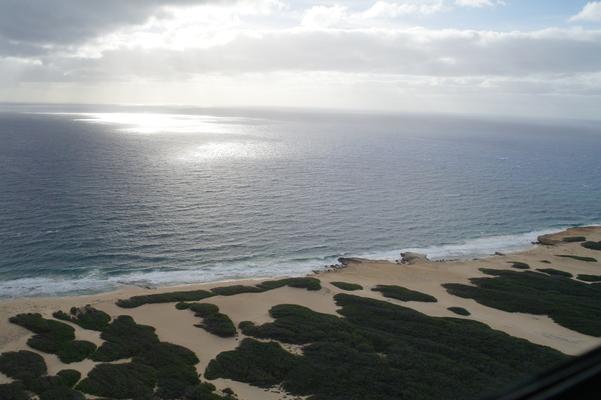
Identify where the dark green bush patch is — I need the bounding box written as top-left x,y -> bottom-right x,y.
536,268 -> 573,278
330,281 -> 363,291
0,350 -> 47,380
211,285 -> 264,296
540,260 -> 551,264
556,254 -> 597,262
24,375 -> 66,394
209,294 -> 565,400
118,277 -> 321,308
133,342 -> 199,369
577,274 -> 601,282
372,285 -> 437,302
0,382 -> 30,400
77,362 -> 157,399
57,370 -> 81,387
257,277 -> 321,291
52,306 -> 111,331
91,315 -> 159,362
206,339 -> 299,388
56,340 -> 97,363
581,241 -> 601,251
563,236 -> 586,243
508,261 -> 529,270
8,313 -> 92,363
117,289 -> 215,308
178,303 -> 236,337
448,307 -> 471,316
200,313 -> 237,338
187,303 -> 220,317
444,268 -> 601,336
39,386 -> 85,400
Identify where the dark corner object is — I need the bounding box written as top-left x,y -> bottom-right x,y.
489,345 -> 601,400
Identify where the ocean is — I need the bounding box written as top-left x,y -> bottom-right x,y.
1,104 -> 600,297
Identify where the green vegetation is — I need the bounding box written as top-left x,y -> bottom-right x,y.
57,370 -> 81,387
577,274 -> 601,282
77,362 -> 157,399
557,254 -> 597,262
563,236 -> 586,243
38,387 -> 85,400
0,350 -> 47,381
331,281 -> 363,291
178,303 -> 236,337
187,303 -> 220,317
540,260 -> 551,264
117,289 -> 215,308
206,339 -> 298,387
0,382 -> 29,400
582,241 -> 601,251
372,285 -> 437,302
56,340 -> 97,363
257,277 -> 321,291
209,293 -> 566,400
91,315 -> 159,361
8,313 -> 95,363
536,268 -> 573,278
508,261 -> 529,269
448,307 -> 471,316
117,277 -> 321,308
444,268 -> 601,336
53,306 -> 111,331
211,285 -> 263,296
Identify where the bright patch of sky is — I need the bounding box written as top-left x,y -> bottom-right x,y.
0,0 -> 600,119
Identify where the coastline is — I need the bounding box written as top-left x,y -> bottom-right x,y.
1,226 -> 601,399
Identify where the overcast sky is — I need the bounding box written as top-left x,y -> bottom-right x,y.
1,0 -> 601,119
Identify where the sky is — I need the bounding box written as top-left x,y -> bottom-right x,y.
1,0 -> 601,119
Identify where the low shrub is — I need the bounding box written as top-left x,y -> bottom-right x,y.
540,260 -> 551,264
188,303 -> 219,318
556,255 -> 597,262
56,340 -> 97,363
257,277 -> 321,291
508,262 -> 529,270
444,268 -> 601,336
0,382 -> 30,400
205,339 -> 299,387
211,285 -> 264,296
133,342 -> 199,368
577,274 -> 601,282
76,362 -> 157,399
91,315 -> 159,362
563,236 -> 586,243
331,281 -> 363,291
536,268 -> 573,278
207,294 -> 566,400
39,387 -> 85,400
8,313 -> 90,362
448,307 -> 471,316
116,289 -> 215,308
581,241 -> 601,251
57,369 -> 81,387
201,313 -> 237,338
372,285 -> 437,302
0,350 -> 47,380
52,306 -> 111,331
24,375 -> 65,394
117,278 -> 322,308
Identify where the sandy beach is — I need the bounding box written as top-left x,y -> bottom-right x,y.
1,226 -> 601,399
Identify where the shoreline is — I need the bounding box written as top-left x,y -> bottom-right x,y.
2,224 -> 597,300
2,226 -> 601,399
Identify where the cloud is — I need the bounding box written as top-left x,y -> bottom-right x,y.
570,2 -> 601,22
455,0 -> 505,8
